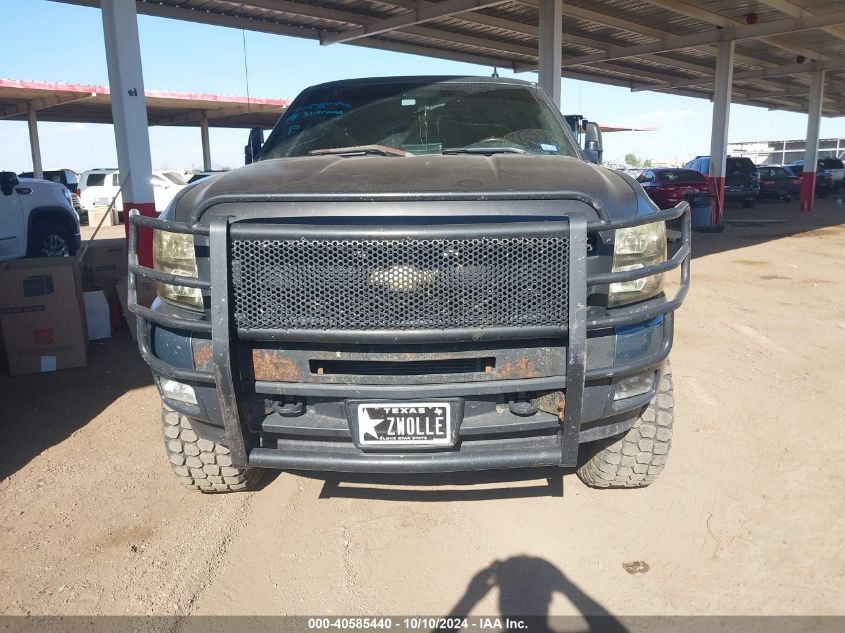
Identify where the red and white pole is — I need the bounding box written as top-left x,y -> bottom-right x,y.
800,69 -> 825,214
102,0 -> 156,267
707,40 -> 735,226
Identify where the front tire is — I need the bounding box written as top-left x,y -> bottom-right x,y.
28,222 -> 76,258
161,404 -> 263,492
577,363 -> 674,489
741,199 -> 755,208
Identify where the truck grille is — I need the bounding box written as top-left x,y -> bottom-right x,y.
230,233 -> 569,332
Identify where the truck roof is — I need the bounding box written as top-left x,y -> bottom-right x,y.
303,75 -> 536,92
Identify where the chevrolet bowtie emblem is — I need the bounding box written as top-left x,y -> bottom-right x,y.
368,264 -> 438,292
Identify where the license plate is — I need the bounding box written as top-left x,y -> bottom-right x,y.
354,402 -> 452,448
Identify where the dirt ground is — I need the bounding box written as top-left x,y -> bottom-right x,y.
2,198 -> 845,619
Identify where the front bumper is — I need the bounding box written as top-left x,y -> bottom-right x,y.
129,198 -> 690,473
759,184 -> 800,198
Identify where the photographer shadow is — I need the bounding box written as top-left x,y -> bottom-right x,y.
444,556 -> 628,633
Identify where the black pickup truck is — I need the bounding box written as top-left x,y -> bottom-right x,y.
128,76 -> 689,492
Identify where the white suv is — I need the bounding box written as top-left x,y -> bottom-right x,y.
0,171 -> 81,261
79,168 -> 186,212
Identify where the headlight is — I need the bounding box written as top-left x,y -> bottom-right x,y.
152,230 -> 203,310
608,221 -> 667,306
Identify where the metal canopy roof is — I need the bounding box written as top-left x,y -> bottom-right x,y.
0,78 -> 289,127
53,0 -> 845,117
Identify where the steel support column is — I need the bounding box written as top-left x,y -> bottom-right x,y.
200,114 -> 212,171
800,70 -> 826,213
102,0 -> 155,266
538,0 -> 562,107
26,105 -> 43,180
707,40 -> 735,226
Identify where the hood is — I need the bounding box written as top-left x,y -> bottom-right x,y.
174,154 -> 642,222
19,177 -> 65,194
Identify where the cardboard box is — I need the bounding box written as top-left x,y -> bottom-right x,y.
0,257 -> 88,375
88,206 -> 116,228
83,291 -> 112,341
82,238 -> 128,294
116,276 -> 158,341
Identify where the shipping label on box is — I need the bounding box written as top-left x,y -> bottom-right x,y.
22,274 -> 55,297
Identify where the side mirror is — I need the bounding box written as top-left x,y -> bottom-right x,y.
0,171 -> 18,196
244,127 -> 265,165
582,121 -> 603,165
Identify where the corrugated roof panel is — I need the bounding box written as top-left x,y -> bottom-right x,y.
378,30 -> 533,62
566,18 -> 655,46
696,0 -> 783,22
564,0 -> 700,37
41,0 -> 845,116
437,16 -> 535,46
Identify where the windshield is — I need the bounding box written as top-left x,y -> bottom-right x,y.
658,170 -> 705,183
726,157 -> 756,174
161,172 -> 187,185
260,80 -> 579,159
759,167 -> 791,178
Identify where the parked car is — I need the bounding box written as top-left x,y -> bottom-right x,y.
129,75 -> 692,492
789,159 -> 842,193
18,168 -> 87,224
684,155 -> 760,208
187,170 -> 228,184
756,165 -> 801,201
0,171 -> 80,260
78,168 -> 118,208
636,168 -> 711,209
158,170 -> 189,186
78,168 -> 185,212
819,157 -> 844,191
784,163 -> 833,198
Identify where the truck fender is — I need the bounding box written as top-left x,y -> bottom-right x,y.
27,206 -> 78,236
27,206 -> 80,252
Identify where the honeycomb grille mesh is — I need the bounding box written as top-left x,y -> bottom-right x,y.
230,233 -> 569,332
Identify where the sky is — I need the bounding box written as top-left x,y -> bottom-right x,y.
2,0 -> 844,172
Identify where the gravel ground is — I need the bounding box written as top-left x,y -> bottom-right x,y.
2,198 -> 844,619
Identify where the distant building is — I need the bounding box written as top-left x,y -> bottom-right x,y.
650,158 -> 682,168
727,138 -> 845,165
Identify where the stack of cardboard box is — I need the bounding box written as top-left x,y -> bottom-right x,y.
0,257 -> 88,376
0,239 -> 161,375
82,238 -> 127,299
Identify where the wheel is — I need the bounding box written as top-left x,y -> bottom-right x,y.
577,363 -> 674,488
161,403 -> 263,492
783,194 -> 792,202
741,199 -> 755,208
27,222 -> 77,257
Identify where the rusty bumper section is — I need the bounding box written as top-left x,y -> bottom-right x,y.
248,346 -> 561,384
